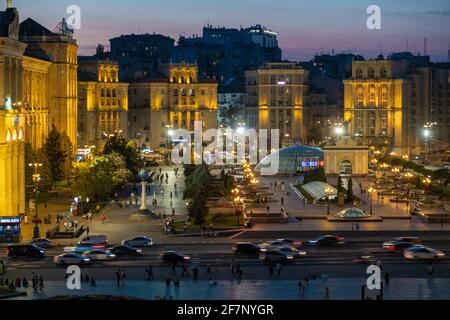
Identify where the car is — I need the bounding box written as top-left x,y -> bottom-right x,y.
276,246 -> 307,257
161,251 -> 190,262
393,237 -> 421,244
84,249 -> 116,261
403,246 -> 445,260
53,253 -> 91,265
78,235 -> 108,246
260,250 -> 294,262
27,238 -> 52,248
308,235 -> 345,247
110,245 -> 142,256
232,242 -> 261,255
352,255 -> 378,264
259,239 -> 302,248
384,241 -> 420,252
7,244 -> 45,258
64,244 -> 106,254
121,236 -> 153,247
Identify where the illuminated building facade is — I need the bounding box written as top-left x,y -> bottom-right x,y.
78,59 -> 129,146
128,62 -> 218,149
0,1 -> 78,225
344,55 -> 450,155
245,62 -> 309,146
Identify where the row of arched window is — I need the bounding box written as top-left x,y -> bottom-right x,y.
170,76 -> 194,84
5,127 -> 24,142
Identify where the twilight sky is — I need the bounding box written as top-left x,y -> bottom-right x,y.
13,0 -> 450,61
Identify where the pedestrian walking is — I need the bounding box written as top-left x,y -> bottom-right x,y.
297,280 -> 303,296
269,264 -> 274,275
145,266 -> 153,281
427,263 -> 434,276
101,214 -> 106,224
276,262 -> 282,275
384,272 -> 390,285
115,269 -> 121,286
206,265 -> 211,274
231,258 -> 236,275
86,226 -> 90,236
324,287 -> 330,300
193,266 -> 199,281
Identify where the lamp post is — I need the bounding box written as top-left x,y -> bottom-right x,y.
29,162 -> 43,238
368,187 -> 375,215
422,177 -> 432,202
324,187 -> 333,216
234,196 -> 242,226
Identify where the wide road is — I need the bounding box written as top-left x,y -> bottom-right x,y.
2,240 -> 450,281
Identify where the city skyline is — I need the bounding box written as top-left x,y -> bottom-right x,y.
14,0 -> 450,62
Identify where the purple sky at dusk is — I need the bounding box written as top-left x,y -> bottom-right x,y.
13,0 -> 450,62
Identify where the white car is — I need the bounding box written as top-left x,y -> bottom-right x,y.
53,253 -> 91,265
122,236 -> 153,247
403,246 -> 445,260
84,249 -> 116,261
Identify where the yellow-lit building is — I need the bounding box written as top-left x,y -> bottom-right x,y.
128,62 -> 217,149
78,59 -> 129,146
245,62 -> 309,146
343,58 -> 435,155
0,2 -> 78,231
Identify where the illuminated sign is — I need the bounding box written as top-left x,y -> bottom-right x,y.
0,217 -> 21,224
277,81 -> 286,85
301,160 -> 324,168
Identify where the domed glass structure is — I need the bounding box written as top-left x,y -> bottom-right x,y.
335,208 -> 370,219
255,145 -> 324,175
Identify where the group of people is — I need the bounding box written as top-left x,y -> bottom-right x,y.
0,273 -> 44,291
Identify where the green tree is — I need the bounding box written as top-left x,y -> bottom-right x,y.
43,125 -> 72,186
72,152 -> 131,201
101,135 -> 139,175
337,176 -> 344,193
188,193 -> 209,225
346,177 -> 354,201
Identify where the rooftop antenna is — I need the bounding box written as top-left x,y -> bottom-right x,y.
447,42 -> 450,62
406,38 -> 409,51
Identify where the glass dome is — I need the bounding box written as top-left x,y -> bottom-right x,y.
255,145 -> 324,175
335,208 -> 370,219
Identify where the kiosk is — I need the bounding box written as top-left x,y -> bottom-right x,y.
0,217 -> 21,243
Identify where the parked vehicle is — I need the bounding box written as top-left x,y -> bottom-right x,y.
7,244 -> 45,258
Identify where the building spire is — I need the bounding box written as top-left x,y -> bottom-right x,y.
6,0 -> 13,9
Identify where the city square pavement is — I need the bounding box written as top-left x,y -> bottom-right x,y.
8,278 -> 450,300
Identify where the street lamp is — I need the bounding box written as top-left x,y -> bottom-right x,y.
422,177 -> 432,201
324,187 -> 333,216
28,162 -> 43,238
368,187 -> 375,215
234,196 -> 243,226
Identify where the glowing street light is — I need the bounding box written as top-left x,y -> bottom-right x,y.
368,187 -> 375,215
324,187 -> 333,216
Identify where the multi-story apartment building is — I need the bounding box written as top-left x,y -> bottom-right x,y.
173,24 -> 282,92
245,62 -> 309,147
128,62 -> 218,150
344,54 -> 449,155
78,59 -> 129,146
